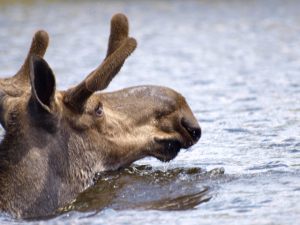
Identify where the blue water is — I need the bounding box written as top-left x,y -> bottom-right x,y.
0,0 -> 299,224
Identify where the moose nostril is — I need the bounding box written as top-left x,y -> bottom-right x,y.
188,126 -> 201,142
192,127 -> 201,142
181,118 -> 201,142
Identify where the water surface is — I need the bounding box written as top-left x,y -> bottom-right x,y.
0,0 -> 299,224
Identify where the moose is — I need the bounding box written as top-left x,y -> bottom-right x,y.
0,14 -> 201,219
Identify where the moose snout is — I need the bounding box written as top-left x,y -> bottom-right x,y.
181,117 -> 201,143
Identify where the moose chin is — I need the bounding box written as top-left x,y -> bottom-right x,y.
0,13 -> 201,219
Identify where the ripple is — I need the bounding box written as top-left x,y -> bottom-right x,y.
247,161 -> 289,171
234,97 -> 257,102
1,0 -> 300,224
268,143 -> 294,148
288,149 -> 300,153
223,128 -> 251,133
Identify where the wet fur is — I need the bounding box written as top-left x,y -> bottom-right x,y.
0,14 -> 201,219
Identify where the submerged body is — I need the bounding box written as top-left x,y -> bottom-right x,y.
0,14 -> 201,218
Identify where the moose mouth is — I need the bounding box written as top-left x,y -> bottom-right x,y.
152,138 -> 183,162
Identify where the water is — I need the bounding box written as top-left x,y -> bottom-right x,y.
0,0 -> 299,224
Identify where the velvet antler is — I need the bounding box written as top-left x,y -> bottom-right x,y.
63,13 -> 137,112
15,30 -> 49,83
0,30 -> 49,97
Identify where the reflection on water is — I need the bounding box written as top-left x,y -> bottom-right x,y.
0,0 -> 300,224
59,165 -> 225,214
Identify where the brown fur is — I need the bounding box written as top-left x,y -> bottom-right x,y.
0,14 -> 201,219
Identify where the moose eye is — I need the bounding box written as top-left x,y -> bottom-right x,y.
95,103 -> 104,117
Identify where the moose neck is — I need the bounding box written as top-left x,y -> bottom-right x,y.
0,121 -> 103,218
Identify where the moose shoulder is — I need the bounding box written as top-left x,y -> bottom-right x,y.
0,14 -> 201,219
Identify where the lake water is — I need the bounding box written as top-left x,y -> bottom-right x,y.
0,0 -> 299,224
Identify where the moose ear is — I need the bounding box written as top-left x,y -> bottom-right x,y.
29,55 -> 56,112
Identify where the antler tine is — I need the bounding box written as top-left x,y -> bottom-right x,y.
84,13 -> 130,87
15,30 -> 49,83
86,37 -> 137,91
64,14 -> 137,112
103,13 -> 129,76
107,13 -> 129,57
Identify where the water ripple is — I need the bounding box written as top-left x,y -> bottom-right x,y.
247,161 -> 289,171
0,0 -> 300,224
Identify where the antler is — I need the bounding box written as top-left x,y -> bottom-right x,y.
64,14 -> 137,112
14,30 -> 49,83
0,30 -> 49,98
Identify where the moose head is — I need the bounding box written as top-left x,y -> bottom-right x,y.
0,14 -> 201,218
